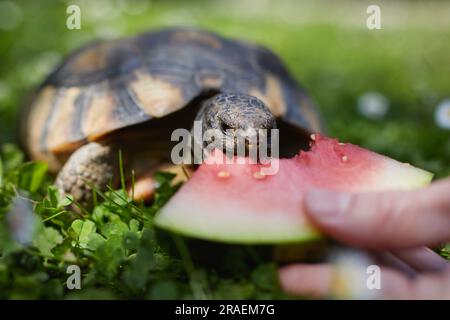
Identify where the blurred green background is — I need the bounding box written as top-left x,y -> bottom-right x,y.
0,0 -> 449,178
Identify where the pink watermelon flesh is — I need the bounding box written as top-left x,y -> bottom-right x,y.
155,134 -> 433,244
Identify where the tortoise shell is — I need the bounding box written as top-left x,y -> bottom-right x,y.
22,27 -> 322,171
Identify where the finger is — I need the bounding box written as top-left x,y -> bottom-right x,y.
373,247 -> 450,275
303,178 -> 450,249
372,252 -> 417,277
381,267 -> 450,299
279,264 -> 333,299
391,247 -> 450,273
279,263 -> 382,299
279,263 -> 450,299
280,251 -> 381,300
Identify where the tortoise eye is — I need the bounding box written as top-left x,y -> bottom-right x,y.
220,122 -> 233,132
220,121 -> 233,132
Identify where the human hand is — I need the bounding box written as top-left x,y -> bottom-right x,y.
279,178 -> 450,299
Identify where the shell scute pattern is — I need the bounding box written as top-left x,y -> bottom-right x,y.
23,28 -> 323,170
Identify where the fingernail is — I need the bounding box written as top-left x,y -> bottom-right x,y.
304,189 -> 351,219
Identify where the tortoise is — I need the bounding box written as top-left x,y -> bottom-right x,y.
21,27 -> 323,204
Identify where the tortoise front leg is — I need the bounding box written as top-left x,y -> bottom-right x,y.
130,163 -> 193,202
55,142 -> 116,206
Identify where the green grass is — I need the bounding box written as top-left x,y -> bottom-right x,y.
0,147 -> 286,299
0,0 -> 449,299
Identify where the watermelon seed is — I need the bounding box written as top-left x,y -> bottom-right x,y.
341,155 -> 348,162
310,134 -> 316,141
253,171 -> 266,179
217,170 -> 230,178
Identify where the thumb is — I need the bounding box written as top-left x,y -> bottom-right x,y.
303,178 -> 450,249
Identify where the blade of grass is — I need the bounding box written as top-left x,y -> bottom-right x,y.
84,180 -> 144,221
0,155 -> 3,187
105,185 -> 145,217
92,188 -> 98,208
171,233 -> 194,274
71,198 -> 91,217
131,169 -> 135,200
118,149 -> 126,192
42,210 -> 69,222
181,164 -> 191,179
170,233 -> 210,299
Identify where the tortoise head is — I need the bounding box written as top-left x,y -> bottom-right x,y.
193,93 -> 277,157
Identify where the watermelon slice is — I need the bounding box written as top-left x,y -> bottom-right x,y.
154,134 -> 433,244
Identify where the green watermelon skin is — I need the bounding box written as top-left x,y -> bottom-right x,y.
155,134 -> 433,244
